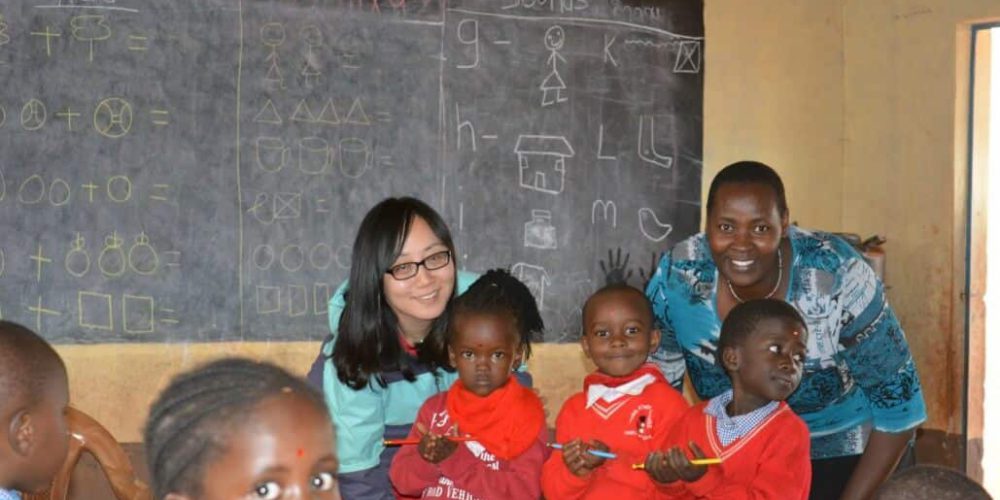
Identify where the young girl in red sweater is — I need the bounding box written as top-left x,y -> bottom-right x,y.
542,284 -> 689,498
651,298 -> 812,499
389,270 -> 548,499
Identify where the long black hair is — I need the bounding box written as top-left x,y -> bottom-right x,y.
143,357 -> 327,499
333,197 -> 458,390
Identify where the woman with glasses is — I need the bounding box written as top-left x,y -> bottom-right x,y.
306,197 -> 476,499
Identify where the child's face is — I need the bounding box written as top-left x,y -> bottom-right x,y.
448,312 -> 521,397
194,392 -> 340,500
581,289 -> 661,377
727,316 -> 807,408
25,368 -> 70,491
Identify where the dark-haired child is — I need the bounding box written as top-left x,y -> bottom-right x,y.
144,357 -> 340,500
0,321 -> 69,498
652,298 -> 811,499
541,284 -> 689,499
389,269 -> 548,499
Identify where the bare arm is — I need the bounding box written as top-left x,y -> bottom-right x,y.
838,429 -> 913,500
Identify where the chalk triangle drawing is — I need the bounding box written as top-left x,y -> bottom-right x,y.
253,99 -> 283,125
345,98 -> 370,126
316,98 -> 341,125
290,99 -> 316,123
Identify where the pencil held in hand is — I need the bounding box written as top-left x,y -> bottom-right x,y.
384,436 -> 474,446
547,442 -> 617,460
632,457 -> 722,469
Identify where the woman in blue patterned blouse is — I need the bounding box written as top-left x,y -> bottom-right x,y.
645,161 -> 926,500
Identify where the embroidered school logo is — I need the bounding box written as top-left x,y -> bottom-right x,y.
624,405 -> 654,440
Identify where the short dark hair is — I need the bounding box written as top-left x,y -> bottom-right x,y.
0,321 -> 65,410
581,284 -> 654,330
719,299 -> 807,356
332,197 -> 458,390
443,269 -> 543,361
875,465 -> 990,500
143,357 -> 328,499
706,161 -> 788,218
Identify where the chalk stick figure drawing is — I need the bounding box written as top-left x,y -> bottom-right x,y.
524,209 -> 557,250
638,207 -> 673,242
261,22 -> 285,90
540,26 -> 567,107
514,135 -> 573,195
637,115 -> 672,169
300,24 -> 323,87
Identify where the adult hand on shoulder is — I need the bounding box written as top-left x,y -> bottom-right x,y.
416,422 -> 458,464
561,438 -> 608,477
667,442 -> 708,483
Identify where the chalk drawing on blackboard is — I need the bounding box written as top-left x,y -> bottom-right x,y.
315,198 -> 330,213
345,98 -> 370,126
163,251 -> 180,269
524,209 -> 557,250
309,243 -> 333,270
298,137 -> 330,174
377,155 -> 395,167
107,175 -> 131,203
261,22 -> 286,89
29,296 -> 59,331
638,207 -> 673,242
49,178 -> 70,206
540,26 -> 567,107
274,192 -> 302,219
373,111 -> 391,124
674,41 -> 701,73
65,234 -> 90,277
0,103 -> 6,128
78,291 -> 112,331
99,232 -> 126,277
335,245 -> 351,269
604,34 -> 618,67
339,138 -> 372,178
597,124 -> 616,160
514,135 -> 573,195
314,283 -> 331,315
30,244 -> 51,282
317,98 -> 341,125
127,232 -> 158,275
253,99 -> 283,125
637,115 -> 672,169
55,107 -> 80,130
291,99 -> 317,123
0,166 -> 4,201
456,103 -> 477,151
30,26 -> 59,58
0,248 -> 5,278
149,183 -> 171,203
150,109 -> 169,126
17,175 -> 45,204
289,285 -> 308,317
456,18 -> 480,69
511,262 -> 550,311
69,15 -> 111,63
248,193 -> 274,224
122,294 -> 154,333
126,34 -> 148,52
93,98 -> 133,138
280,245 -> 305,273
300,25 -> 323,87
253,244 -> 275,270
0,14 -> 9,48
256,137 -> 288,172
21,99 -> 46,130
592,200 -> 617,228
256,285 -> 281,315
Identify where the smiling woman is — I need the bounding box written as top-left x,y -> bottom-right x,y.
645,161 -> 928,500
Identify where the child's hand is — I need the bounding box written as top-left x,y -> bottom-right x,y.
644,451 -> 680,484
667,441 -> 708,483
600,247 -> 633,286
415,423 -> 459,464
560,438 -> 609,477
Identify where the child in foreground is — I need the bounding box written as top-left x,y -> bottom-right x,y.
389,270 -> 548,499
652,298 -> 812,499
0,321 -> 70,498
144,357 -> 340,500
541,284 -> 689,498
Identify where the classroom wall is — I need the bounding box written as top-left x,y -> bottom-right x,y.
54,1 -> 1000,471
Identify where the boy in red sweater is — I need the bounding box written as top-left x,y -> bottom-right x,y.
389,270 -> 548,499
542,284 -> 689,499
651,298 -> 812,499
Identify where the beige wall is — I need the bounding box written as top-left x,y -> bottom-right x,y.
56,2 -> 1000,467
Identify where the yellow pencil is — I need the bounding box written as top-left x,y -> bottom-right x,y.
631,457 -> 722,470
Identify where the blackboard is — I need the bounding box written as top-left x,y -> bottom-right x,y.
0,0 -> 703,343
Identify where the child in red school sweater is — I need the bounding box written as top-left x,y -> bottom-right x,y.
389,270 -> 548,500
542,284 -> 689,499
650,298 -> 812,499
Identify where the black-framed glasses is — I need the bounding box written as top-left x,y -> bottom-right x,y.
385,250 -> 452,281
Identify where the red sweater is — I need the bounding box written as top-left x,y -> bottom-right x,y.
661,401 -> 811,499
541,368 -> 689,499
389,392 -> 549,499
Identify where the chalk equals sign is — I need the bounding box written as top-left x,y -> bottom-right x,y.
163,251 -> 181,268
159,308 -> 179,326
150,109 -> 169,126
128,34 -> 149,52
373,111 -> 391,123
378,155 -> 395,167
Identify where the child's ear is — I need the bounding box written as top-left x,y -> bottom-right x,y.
447,345 -> 457,369
648,329 -> 662,351
7,410 -> 33,457
720,345 -> 741,372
